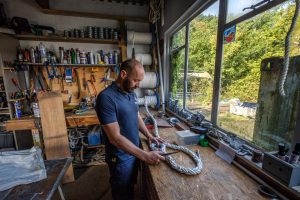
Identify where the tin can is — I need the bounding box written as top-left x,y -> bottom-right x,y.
14,101 -> 22,119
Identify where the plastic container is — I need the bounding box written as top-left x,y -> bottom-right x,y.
176,130 -> 200,146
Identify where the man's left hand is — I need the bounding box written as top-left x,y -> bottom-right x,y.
148,135 -> 165,146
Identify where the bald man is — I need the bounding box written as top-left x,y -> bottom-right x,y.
95,59 -> 165,200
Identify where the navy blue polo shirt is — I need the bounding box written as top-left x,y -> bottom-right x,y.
95,82 -> 139,162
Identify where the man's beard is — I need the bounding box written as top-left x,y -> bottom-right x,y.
122,78 -> 136,92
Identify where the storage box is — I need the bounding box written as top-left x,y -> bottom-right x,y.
262,152 -> 300,187
0,133 -> 14,148
176,130 -> 200,146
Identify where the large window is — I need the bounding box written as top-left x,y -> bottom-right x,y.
186,1 -> 219,120
168,0 -> 299,151
217,1 -> 300,150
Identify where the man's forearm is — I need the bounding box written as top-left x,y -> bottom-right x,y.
138,115 -> 152,138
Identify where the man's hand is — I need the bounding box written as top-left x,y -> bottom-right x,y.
142,151 -> 165,165
148,135 -> 165,146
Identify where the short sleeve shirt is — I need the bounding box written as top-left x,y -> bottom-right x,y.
95,82 -> 139,162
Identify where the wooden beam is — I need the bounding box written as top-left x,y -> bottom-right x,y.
41,8 -> 148,23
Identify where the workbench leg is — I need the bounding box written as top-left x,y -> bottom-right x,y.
58,185 -> 66,200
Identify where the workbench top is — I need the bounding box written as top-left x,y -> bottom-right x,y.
140,126 -> 267,200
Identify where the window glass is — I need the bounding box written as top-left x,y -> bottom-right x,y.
170,48 -> 185,108
186,1 -> 219,120
227,0 -> 267,22
218,2 -> 300,150
171,27 -> 186,50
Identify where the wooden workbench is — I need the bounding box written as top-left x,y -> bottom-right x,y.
4,109 -> 100,131
140,126 -> 267,200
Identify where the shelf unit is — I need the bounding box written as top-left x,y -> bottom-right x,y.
16,63 -> 117,67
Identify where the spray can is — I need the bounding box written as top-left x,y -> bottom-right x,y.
39,42 -> 47,63
59,47 -> 64,64
76,49 -> 80,64
89,52 -> 94,64
108,52 -> 113,64
14,101 -> 22,119
113,51 -> 118,64
71,48 -> 76,64
30,47 -> 36,63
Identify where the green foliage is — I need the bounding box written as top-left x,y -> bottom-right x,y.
171,2 -> 300,104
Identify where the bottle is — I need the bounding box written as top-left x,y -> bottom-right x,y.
289,143 -> 300,164
277,143 -> 289,161
71,48 -> 76,64
14,101 -> 22,119
17,45 -> 23,62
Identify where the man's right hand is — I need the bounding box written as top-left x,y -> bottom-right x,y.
143,151 -> 165,165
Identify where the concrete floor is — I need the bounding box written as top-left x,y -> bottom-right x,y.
54,164 -> 113,200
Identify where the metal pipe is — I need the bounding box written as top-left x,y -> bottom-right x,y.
156,22 -> 165,113
183,23 -> 190,109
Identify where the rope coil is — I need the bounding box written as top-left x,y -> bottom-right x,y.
279,0 -> 300,97
144,100 -> 203,175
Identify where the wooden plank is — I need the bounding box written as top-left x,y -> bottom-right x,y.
14,34 -> 119,44
5,118 -> 36,131
66,110 -> 100,127
140,126 -> 268,200
38,91 -> 74,183
254,56 -> 300,150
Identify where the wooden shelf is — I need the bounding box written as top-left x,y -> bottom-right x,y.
0,107 -> 9,110
8,98 -> 26,102
40,8 -> 148,22
20,63 -> 117,67
14,34 -> 119,44
0,111 -> 10,115
3,67 -> 15,70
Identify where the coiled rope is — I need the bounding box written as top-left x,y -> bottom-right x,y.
144,97 -> 203,175
279,0 -> 300,96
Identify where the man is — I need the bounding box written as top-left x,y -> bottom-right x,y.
95,59 -> 165,200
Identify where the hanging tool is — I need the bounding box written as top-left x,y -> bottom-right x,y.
44,61 -> 55,90
87,80 -> 97,97
38,66 -> 50,91
65,67 -> 73,85
82,67 -> 87,90
59,67 -> 64,91
73,68 -> 81,99
11,78 -> 24,99
159,151 -> 179,157
90,71 -> 96,82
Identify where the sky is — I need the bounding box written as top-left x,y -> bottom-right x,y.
202,0 -> 289,17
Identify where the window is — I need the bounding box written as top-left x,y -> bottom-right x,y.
167,0 -> 299,151
186,1 -> 219,120
170,27 -> 186,108
218,1 -> 299,150
227,0 -> 268,22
